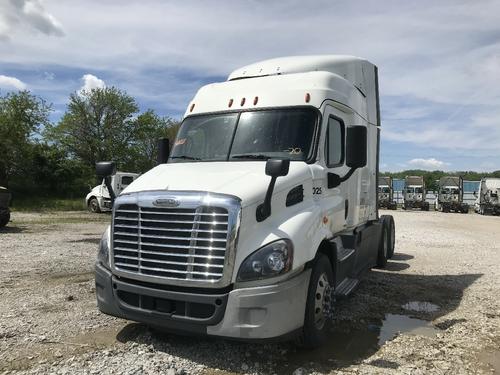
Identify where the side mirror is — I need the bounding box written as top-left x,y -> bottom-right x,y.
257,159 -> 290,222
96,161 -> 116,204
96,161 -> 116,178
265,158 -> 290,177
157,138 -> 170,164
346,126 -> 367,169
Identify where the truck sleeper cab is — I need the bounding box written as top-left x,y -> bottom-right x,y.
435,176 -> 469,213
402,176 -> 429,211
95,55 -> 395,347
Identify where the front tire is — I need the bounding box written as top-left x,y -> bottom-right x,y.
298,255 -> 334,348
88,197 -> 101,213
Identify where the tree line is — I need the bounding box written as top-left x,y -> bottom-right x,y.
0,88 -> 180,199
381,170 -> 500,191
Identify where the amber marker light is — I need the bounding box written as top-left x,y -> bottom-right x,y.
305,93 -> 311,103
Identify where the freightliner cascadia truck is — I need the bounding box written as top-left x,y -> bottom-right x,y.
474,178 -> 500,215
402,175 -> 429,211
435,176 -> 469,213
94,55 -> 395,347
378,176 -> 397,210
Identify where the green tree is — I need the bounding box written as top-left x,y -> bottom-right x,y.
46,87 -> 139,169
129,109 -> 180,172
0,91 -> 52,186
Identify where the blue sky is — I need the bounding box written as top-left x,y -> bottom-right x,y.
1,0 -> 500,172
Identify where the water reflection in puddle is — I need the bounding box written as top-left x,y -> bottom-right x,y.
282,314 -> 438,373
402,301 -> 440,313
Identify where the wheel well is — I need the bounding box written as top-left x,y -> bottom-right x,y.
307,239 -> 336,271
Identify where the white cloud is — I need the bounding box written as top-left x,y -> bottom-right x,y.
0,0 -> 64,40
408,158 -> 449,170
0,75 -> 27,90
78,74 -> 105,94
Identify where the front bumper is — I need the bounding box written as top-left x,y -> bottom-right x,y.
95,262 -> 310,340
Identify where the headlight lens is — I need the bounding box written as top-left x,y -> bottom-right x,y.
237,239 -> 293,282
97,226 -> 111,268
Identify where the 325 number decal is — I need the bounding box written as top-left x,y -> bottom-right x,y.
313,187 -> 322,195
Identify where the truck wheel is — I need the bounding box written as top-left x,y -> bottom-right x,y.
381,215 -> 395,259
376,218 -> 390,268
298,255 -> 334,348
0,212 -> 10,228
88,197 -> 101,213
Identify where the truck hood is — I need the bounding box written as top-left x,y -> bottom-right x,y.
121,161 -> 311,207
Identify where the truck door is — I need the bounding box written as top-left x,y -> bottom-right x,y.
317,106 -> 355,232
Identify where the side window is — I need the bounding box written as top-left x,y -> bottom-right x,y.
326,117 -> 344,167
121,176 -> 134,186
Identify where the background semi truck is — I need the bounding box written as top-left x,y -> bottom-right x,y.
435,176 -> 469,213
474,177 -> 500,215
402,176 -> 429,211
94,55 -> 395,347
0,186 -> 11,228
85,172 -> 139,213
378,176 -> 397,209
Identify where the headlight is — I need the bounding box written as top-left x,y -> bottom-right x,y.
97,226 -> 111,268
237,239 -> 293,282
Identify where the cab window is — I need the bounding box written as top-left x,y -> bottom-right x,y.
325,117 -> 344,167
121,176 -> 134,186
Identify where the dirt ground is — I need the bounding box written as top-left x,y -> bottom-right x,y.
0,209 -> 499,374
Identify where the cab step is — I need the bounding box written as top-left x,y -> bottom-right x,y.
335,278 -> 359,298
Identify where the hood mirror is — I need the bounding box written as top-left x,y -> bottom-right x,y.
96,161 -> 117,204
157,138 -> 170,164
257,159 -> 290,222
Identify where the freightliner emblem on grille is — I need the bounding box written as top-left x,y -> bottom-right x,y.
152,197 -> 180,207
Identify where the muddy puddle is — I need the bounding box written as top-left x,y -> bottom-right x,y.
280,313 -> 439,373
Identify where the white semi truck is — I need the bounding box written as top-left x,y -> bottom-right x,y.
435,176 -> 469,213
94,55 -> 395,347
378,176 -> 397,209
402,176 -> 429,211
474,177 -> 500,215
85,172 -> 139,213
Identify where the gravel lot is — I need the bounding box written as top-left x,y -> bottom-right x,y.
1,209 -> 499,374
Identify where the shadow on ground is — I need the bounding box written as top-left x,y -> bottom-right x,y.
0,225 -> 28,233
113,253 -> 481,374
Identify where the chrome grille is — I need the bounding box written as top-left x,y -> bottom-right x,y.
112,202 -> 231,282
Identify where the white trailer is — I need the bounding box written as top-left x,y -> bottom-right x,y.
94,55 -> 395,347
474,178 -> 500,215
85,172 -> 139,213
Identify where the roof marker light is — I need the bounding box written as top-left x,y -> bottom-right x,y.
240,97 -> 246,106
253,96 -> 258,105
305,93 -> 311,103
228,99 -> 233,107
190,103 -> 195,112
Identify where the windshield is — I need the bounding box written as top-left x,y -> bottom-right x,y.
379,187 -> 390,193
415,187 -> 423,194
169,108 -> 318,162
406,188 -> 414,193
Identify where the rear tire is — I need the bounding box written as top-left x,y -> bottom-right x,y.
0,212 -> 10,228
298,255 -> 334,348
88,197 -> 101,213
376,217 -> 390,267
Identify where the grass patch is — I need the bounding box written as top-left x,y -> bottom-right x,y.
11,197 -> 86,212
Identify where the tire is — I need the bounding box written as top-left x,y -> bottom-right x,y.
88,197 -> 101,213
376,217 -> 390,268
298,255 -> 334,348
381,215 -> 395,259
0,211 -> 10,228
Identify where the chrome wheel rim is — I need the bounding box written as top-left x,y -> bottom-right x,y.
313,273 -> 330,330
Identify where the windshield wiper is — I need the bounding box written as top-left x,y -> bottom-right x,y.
170,155 -> 202,160
231,154 -> 271,160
